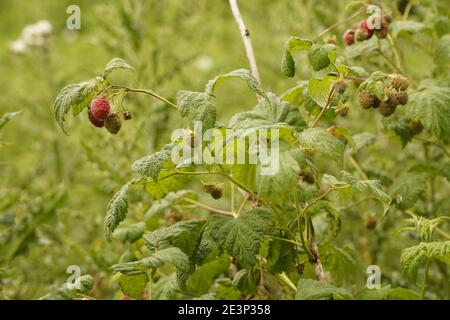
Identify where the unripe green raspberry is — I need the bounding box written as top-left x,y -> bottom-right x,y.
105,112 -> 122,134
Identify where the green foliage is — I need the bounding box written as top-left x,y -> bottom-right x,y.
400,241 -> 450,282
296,279 -> 352,300
208,209 -> 272,267
297,128 -> 344,164
404,85 -> 450,140
119,273 -> 148,299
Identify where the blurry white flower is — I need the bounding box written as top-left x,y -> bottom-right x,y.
21,20 -> 53,46
195,55 -> 214,71
35,20 -> 53,35
10,39 -> 27,54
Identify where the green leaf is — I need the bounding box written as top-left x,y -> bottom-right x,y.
434,35 -> 450,70
256,147 -> 301,205
356,286 -> 392,300
267,239 -> 296,274
113,222 -> 145,243
144,190 -> 197,224
390,172 -> 427,210
388,118 -> 415,147
232,269 -> 258,295
296,279 -> 352,300
111,247 -> 190,288
144,220 -> 206,256
352,132 -> 376,152
404,85 -> 450,140
104,178 -> 142,241
400,241 -> 450,282
280,37 -> 313,77
144,168 -> 190,200
132,144 -> 173,182
341,171 -> 391,214
102,57 -> 135,77
390,21 -> 429,38
205,69 -> 268,103
281,82 -> 307,106
308,75 -> 337,107
119,273 -> 148,299
176,90 -> 216,131
208,208 -> 272,267
53,81 -> 97,133
297,128 -> 344,165
308,44 -> 335,71
187,254 -> 229,294
152,273 -> 178,300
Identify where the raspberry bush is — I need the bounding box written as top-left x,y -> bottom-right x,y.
1,0 -> 449,300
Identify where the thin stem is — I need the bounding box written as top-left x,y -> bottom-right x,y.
420,259 -> 431,300
182,198 -> 236,217
377,39 -> 403,74
387,35 -> 404,74
229,0 -> 262,100
310,86 -> 336,128
271,236 -> 302,247
230,180 -> 235,213
109,84 -> 179,110
315,7 -> 366,40
348,155 -> 369,180
236,194 -> 248,215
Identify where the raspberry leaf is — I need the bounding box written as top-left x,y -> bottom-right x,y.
404,85 -> 450,140
208,208 -> 272,267
297,128 -> 345,165
132,144 -> 173,182
102,57 -> 135,78
177,91 -> 217,131
400,241 -> 450,282
280,37 -> 313,77
104,178 -> 143,241
53,81 -> 97,133
308,43 -> 336,71
118,273 -> 148,300
296,279 -> 353,300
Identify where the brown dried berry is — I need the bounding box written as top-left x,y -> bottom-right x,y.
203,183 -> 223,199
105,112 -> 122,134
378,100 -> 396,117
123,111 -> 132,120
358,90 -> 379,109
296,263 -> 305,275
396,90 -> 408,105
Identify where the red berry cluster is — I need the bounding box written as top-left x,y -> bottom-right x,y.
87,97 -> 132,134
343,15 -> 391,46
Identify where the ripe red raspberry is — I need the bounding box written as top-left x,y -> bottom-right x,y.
90,97 -> 111,121
88,110 -> 104,128
343,29 -> 355,46
359,20 -> 374,38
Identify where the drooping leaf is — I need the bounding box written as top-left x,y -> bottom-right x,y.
390,21 -> 430,38
102,57 -> 135,77
53,81 -> 97,133
280,37 -> 313,77
400,241 -> 450,282
267,239 -> 297,274
113,222 -> 145,243
308,43 -> 336,71
104,178 -> 142,241
205,69 -> 268,103
208,209 -> 272,267
111,247 -> 190,288
144,220 -> 206,256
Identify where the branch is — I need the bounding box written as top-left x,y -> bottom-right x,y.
229,0 -> 262,101
315,7 -> 366,40
310,86 -> 336,128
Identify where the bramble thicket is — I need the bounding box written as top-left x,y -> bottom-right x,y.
0,0 -> 449,300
